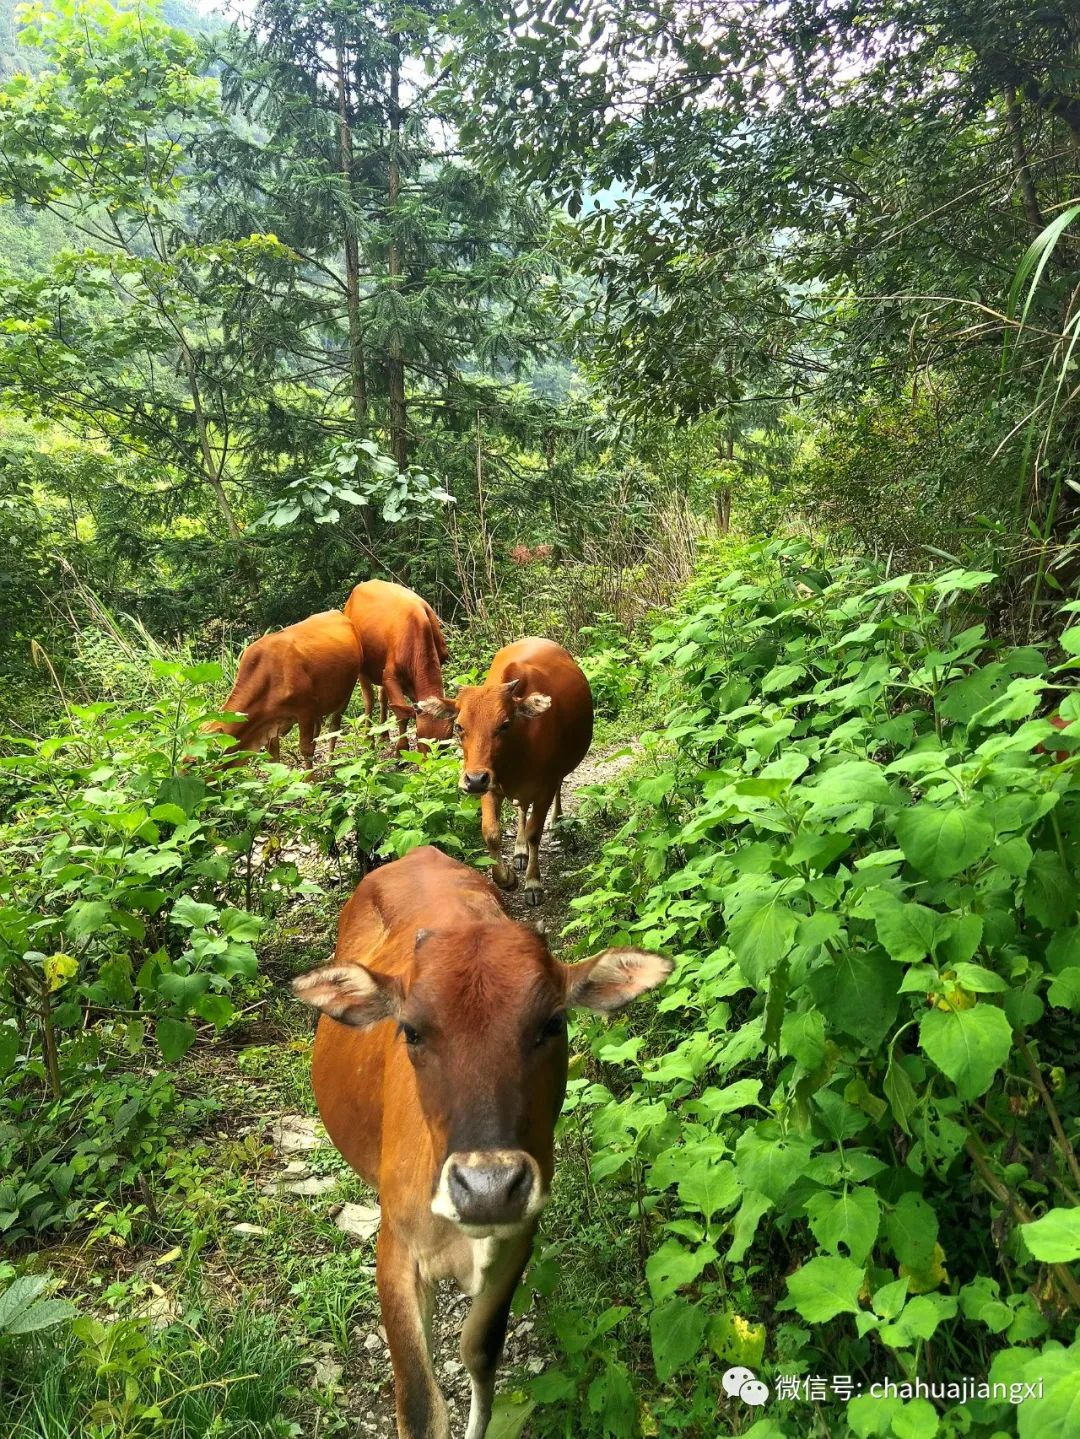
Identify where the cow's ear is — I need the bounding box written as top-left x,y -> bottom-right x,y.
517,692 -> 552,718
416,695 -> 457,721
563,948 -> 673,1012
292,964 -> 403,1028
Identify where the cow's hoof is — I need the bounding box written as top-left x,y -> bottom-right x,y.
494,865 -> 518,891
513,850 -> 528,872
523,882 -> 544,908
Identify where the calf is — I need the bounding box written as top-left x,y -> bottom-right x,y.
293,846 -> 671,1439
343,580 -> 453,751
209,610 -> 362,766
417,639 -> 593,906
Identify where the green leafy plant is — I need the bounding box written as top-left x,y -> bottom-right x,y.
532,539 -> 1080,1437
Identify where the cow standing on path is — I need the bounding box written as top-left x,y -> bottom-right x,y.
293,846 -> 671,1439
418,639 -> 593,906
343,580 -> 452,752
208,610 -> 362,766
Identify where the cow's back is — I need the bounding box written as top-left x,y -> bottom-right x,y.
261,611 -> 361,712
344,581 -> 443,689
489,639 -> 593,793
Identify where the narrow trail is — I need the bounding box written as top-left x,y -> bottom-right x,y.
498,739 -> 641,934
251,739 -> 643,1436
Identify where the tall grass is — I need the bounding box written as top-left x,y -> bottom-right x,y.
0,1304 -> 303,1438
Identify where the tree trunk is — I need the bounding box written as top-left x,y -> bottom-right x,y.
178,338 -> 244,541
335,26 -> 367,425
715,428 -> 734,534
1004,85 -> 1045,234
387,48 -> 408,472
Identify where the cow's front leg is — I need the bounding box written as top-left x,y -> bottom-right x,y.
359,677 -> 376,731
512,800 -> 530,872
298,716 -> 318,769
460,1237 -> 531,1439
326,710 -> 345,758
482,790 -> 516,890
522,791 -> 554,907
377,1227 -> 448,1439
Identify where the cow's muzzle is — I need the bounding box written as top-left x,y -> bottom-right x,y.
461,770 -> 492,795
431,1149 -> 544,1230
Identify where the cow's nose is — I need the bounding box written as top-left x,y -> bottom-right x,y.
462,771 -> 491,794
446,1154 -> 534,1225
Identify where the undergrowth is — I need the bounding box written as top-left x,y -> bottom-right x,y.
522,538 -> 1080,1438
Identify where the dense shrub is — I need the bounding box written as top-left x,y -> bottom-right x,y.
533,540 -> 1080,1437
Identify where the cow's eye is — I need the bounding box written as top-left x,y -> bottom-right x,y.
537,1012 -> 566,1046
498,719 -> 511,732
453,723 -> 464,738
399,1022 -> 422,1048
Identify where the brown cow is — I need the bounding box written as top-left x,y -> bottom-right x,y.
343,580 -> 452,751
208,610 -> 362,766
292,846 -> 671,1439
417,639 -> 593,906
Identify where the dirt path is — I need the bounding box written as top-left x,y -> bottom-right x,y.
498,740 -> 641,934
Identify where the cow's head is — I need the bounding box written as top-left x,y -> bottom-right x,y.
293,932 -> 671,1235
385,697 -> 453,755
416,679 -> 549,794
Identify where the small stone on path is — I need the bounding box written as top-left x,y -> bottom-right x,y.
271,1115 -> 324,1154
262,1173 -> 339,1197
333,1201 -> 381,1240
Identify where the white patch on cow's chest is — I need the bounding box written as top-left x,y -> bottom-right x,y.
419,1232 -> 502,1297
461,1236 -> 499,1297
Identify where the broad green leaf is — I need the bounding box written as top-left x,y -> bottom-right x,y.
847,1393 -> 905,1437
890,1397 -> 940,1438
0,1027 -> 18,1074
950,962 -> 1006,993
919,1003 -> 1012,1099
808,948 -> 898,1047
785,1256 -> 864,1322
726,1190 -> 771,1264
694,1079 -> 761,1117
676,1160 -> 739,1222
5,1296 -> 77,1334
884,1055 -> 918,1135
156,774 -> 207,817
645,1239 -> 716,1304
735,1129 -> 812,1202
0,1276 -> 49,1331
871,1277 -> 909,1319
1017,1344 -> 1080,1439
726,887 -> 799,987
155,1017 -> 196,1062
649,1298 -> 707,1382
879,1293 -> 957,1349
1024,852 -> 1074,928
780,1009 -> 825,1070
1047,969 -> 1080,1010
872,897 -> 943,963
170,896 -> 218,929
894,804 -> 994,880
806,759 -> 891,810
1021,1208 -> 1080,1264
485,1396 -> 536,1439
157,972 -> 210,1010
805,1187 -> 880,1264
884,1193 -> 938,1269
